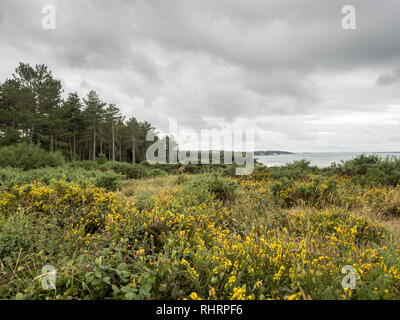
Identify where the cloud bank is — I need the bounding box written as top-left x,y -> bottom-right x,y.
1,0 -> 400,151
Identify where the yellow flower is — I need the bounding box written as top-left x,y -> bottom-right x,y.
287,292 -> 301,300
190,292 -> 201,300
230,287 -> 246,300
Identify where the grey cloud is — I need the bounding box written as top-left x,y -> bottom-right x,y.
1,0 -> 400,150
377,69 -> 400,86
133,0 -> 400,71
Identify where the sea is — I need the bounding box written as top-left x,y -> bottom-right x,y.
256,152 -> 400,168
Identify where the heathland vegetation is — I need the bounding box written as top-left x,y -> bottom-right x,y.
2,63 -> 400,300
1,146 -> 400,300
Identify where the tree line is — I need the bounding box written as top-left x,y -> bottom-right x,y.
0,62 -> 158,163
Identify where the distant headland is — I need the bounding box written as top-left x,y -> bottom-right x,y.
254,150 -> 293,156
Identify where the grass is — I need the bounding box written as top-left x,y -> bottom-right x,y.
1,157 -> 400,300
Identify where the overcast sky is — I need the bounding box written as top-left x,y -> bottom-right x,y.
1,0 -> 400,152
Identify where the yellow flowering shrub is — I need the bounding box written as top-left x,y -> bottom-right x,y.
2,169 -> 400,300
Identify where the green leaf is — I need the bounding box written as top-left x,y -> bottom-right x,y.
125,292 -> 136,300
103,276 -> 111,284
111,284 -> 120,293
116,263 -> 127,271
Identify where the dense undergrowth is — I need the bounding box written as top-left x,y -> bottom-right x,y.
1,154 -> 400,300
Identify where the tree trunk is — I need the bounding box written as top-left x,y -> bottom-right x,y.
132,136 -> 135,164
93,119 -> 96,160
29,127 -> 33,145
119,138 -> 122,162
111,124 -> 115,161
50,134 -> 54,152
73,130 -> 76,156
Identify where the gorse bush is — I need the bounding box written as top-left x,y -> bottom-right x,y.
66,161 -> 234,180
337,154 -> 382,176
3,156 -> 400,300
94,171 -> 122,191
334,154 -> 400,186
0,143 -> 65,170
186,173 -> 237,202
267,160 -> 318,181
70,160 -> 101,171
1,177 -> 400,300
261,155 -> 400,187
0,167 -> 27,189
145,168 -> 168,177
0,165 -> 115,190
270,176 -> 341,208
99,162 -> 168,179
69,161 -> 158,179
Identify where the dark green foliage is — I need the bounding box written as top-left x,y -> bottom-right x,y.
96,153 -> 108,165
145,168 -> 168,177
337,154 -> 382,176
186,173 -> 238,202
264,155 -> 400,187
334,155 -> 400,186
0,62 -> 163,164
98,162 -> 167,179
0,143 -> 64,170
0,166 -> 99,189
267,160 -> 318,180
101,162 -> 147,179
94,171 -> 122,191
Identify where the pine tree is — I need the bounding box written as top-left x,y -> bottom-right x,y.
105,104 -> 122,161
62,92 -> 83,159
83,90 -> 106,160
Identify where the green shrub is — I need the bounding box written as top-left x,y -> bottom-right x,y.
0,167 -> 26,188
271,177 -> 294,197
50,179 -> 75,194
96,153 -> 108,165
145,168 -> 167,177
176,174 -> 188,185
134,191 -> 156,212
0,143 -> 65,170
186,173 -> 237,202
94,171 -> 122,191
270,175 -> 341,208
268,160 -> 318,180
70,160 -> 100,171
181,164 -> 202,174
101,162 -> 147,179
336,155 -> 400,186
338,154 -> 381,176
150,163 -> 181,173
0,165 -> 104,189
